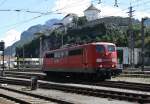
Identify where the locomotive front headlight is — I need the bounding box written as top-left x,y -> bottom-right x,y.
99,64 -> 103,68
112,58 -> 116,62
112,64 -> 115,67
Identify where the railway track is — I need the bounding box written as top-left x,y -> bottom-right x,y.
4,71 -> 46,79
80,80 -> 150,92
119,70 -> 150,78
4,67 -> 42,72
123,70 -> 150,74
119,73 -> 150,78
4,71 -> 150,92
0,89 -> 54,104
0,77 -> 150,103
0,83 -> 73,104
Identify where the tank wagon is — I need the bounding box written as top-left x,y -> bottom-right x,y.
42,42 -> 118,80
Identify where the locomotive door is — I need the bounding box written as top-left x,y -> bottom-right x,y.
83,46 -> 88,69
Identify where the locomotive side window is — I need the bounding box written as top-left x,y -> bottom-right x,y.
60,51 -> 68,57
69,49 -> 83,56
54,52 -> 61,58
60,51 -> 64,57
107,45 -> 115,52
54,51 -> 68,58
96,45 -> 105,52
54,52 -> 58,58
45,53 -> 54,58
64,51 -> 68,56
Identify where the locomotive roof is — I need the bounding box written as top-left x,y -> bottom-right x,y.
45,42 -> 115,53
90,42 -> 116,45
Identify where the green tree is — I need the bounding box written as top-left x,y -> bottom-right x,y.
77,16 -> 87,26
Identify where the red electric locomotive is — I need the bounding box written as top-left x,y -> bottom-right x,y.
43,42 -> 118,80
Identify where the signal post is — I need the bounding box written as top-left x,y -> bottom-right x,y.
0,41 -> 5,76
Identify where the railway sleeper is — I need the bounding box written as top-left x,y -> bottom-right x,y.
1,77 -> 150,103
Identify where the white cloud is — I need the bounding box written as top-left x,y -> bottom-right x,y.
96,5 -> 128,17
53,0 -> 150,20
96,4 -> 150,20
53,0 -> 129,17
2,29 -> 21,47
135,11 -> 150,20
53,0 -> 91,16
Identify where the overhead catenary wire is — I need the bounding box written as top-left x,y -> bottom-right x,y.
1,0 -> 149,16
1,0 -> 150,30
121,0 -> 150,11
132,0 -> 150,8
132,1 -> 150,13
0,0 -> 90,14
0,9 -> 47,14
0,0 -> 91,30
101,0 -> 150,18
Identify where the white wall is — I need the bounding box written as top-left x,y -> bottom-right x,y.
84,10 -> 100,21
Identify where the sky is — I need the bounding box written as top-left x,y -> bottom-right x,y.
0,0 -> 150,47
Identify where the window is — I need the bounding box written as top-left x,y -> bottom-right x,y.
64,51 -> 68,56
45,53 -> 54,58
54,52 -> 61,58
69,49 -> 83,56
96,45 -> 105,52
60,51 -> 64,57
107,45 -> 115,52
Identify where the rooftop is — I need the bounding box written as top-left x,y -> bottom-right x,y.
84,4 -> 101,12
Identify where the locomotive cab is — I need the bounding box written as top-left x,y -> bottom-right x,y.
95,43 -> 117,79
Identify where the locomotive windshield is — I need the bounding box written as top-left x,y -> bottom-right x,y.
96,45 -> 105,52
107,45 -> 115,52
96,45 -> 115,52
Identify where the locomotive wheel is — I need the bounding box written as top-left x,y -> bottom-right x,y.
95,73 -> 105,81
105,70 -> 111,79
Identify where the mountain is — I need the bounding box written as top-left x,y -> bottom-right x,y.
45,19 -> 61,28
4,18 -> 61,55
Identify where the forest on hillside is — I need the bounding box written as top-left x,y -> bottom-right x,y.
16,18 -> 150,58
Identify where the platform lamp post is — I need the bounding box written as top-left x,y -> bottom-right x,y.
0,41 -> 5,76
34,31 -> 44,67
141,17 -> 148,71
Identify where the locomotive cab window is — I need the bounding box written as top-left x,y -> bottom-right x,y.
107,45 -> 115,52
96,45 -> 105,53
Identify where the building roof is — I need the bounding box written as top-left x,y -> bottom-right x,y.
63,13 -> 78,19
84,4 -> 101,12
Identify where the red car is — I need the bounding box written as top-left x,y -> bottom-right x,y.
43,42 -> 118,80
